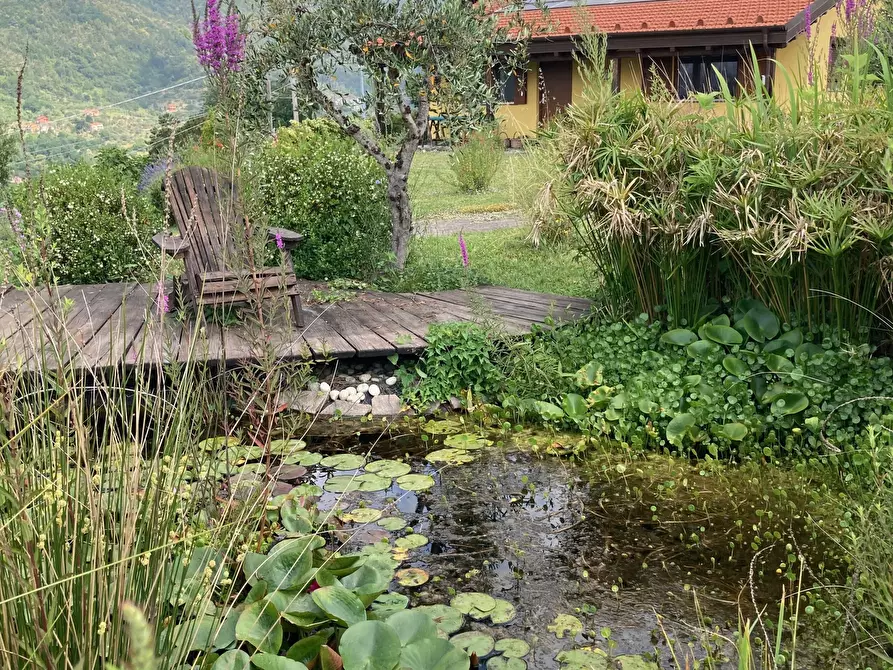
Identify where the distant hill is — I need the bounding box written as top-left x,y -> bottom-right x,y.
0,0 -> 202,122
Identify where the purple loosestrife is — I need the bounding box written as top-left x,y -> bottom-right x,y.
830,22 -> 837,65
194,0 -> 245,74
156,282 -> 170,316
805,3 -> 812,38
138,158 -> 174,192
845,0 -> 856,22
275,232 -> 284,250
458,232 -> 469,268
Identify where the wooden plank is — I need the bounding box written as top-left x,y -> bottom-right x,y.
401,292 -> 478,321
25,284 -> 111,369
415,291 -> 538,331
0,286 -> 83,365
358,293 -> 438,340
300,305 -> 356,359
75,284 -> 151,369
470,285 -> 592,312
462,289 -> 583,324
425,289 -> 568,324
341,296 -> 427,353
318,304 -> 395,358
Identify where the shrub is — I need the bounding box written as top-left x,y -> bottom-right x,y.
247,119 -> 391,280
9,162 -> 160,284
449,127 -> 503,193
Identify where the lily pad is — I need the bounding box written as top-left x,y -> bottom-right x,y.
421,419 -> 462,435
320,454 -> 366,470
425,449 -> 476,465
396,568 -> 429,587
494,638 -> 530,658
450,631 -> 495,657
341,507 -> 383,524
414,604 -> 465,635
615,655 -> 659,670
556,648 -> 608,670
198,436 -> 239,451
401,638 -> 470,670
396,474 -> 435,492
488,658 -> 527,670
377,517 -> 408,531
290,452 -> 322,467
451,592 -> 496,615
370,592 -> 409,617
395,534 -> 428,550
267,439 -> 307,455
364,459 -> 412,477
324,473 -> 391,493
548,613 -> 583,639
488,599 -> 517,624
443,434 -> 493,451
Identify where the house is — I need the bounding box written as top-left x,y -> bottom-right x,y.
82,108 -> 101,117
166,102 -> 178,113
36,115 -> 52,133
494,0 -> 842,137
88,122 -> 104,132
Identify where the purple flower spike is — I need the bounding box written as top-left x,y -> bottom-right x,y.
275,232 -> 285,250
845,0 -> 856,22
804,3 -> 812,38
194,0 -> 245,74
458,232 -> 469,268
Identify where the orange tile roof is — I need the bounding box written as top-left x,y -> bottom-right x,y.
500,0 -> 808,36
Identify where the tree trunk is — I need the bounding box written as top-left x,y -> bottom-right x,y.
387,170 -> 413,270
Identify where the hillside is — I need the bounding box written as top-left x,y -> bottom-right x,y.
0,0 -> 202,121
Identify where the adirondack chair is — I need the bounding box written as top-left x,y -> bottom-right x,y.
152,166 -> 305,327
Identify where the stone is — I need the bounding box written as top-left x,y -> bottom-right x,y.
357,383 -> 370,394
289,390 -> 328,414
385,376 -> 398,387
329,390 -> 340,401
308,381 -> 321,392
368,384 -> 381,397
321,400 -> 372,417
449,396 -> 463,410
372,377 -> 381,383
271,481 -> 293,497
274,464 -> 307,481
343,386 -> 357,398
371,394 -> 402,417
343,376 -> 358,385
319,381 -> 331,393
359,373 -> 372,383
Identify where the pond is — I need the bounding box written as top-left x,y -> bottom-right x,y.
281,419 -> 844,669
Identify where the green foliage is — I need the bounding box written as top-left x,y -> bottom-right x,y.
248,120 -> 391,280
95,146 -> 146,184
8,162 -> 160,283
400,322 -> 502,405
0,129 -> 18,186
147,112 -> 207,161
449,127 -> 504,194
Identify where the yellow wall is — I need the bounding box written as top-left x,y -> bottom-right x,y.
495,63 -> 539,139
774,6 -> 839,103
619,57 -> 644,93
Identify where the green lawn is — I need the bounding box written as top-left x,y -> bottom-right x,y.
409,150 -> 524,219
404,227 -> 595,298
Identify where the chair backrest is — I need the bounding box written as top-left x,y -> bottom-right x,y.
167,166 -> 239,275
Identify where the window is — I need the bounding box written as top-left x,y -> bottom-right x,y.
494,64 -> 527,104
677,56 -> 738,98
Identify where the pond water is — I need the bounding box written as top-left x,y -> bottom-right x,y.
291,422 -> 842,669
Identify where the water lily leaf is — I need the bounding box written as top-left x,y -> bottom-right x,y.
235,600 -> 282,654
325,473 -> 392,493
290,452 -> 323,466
319,645 -> 343,670
533,400 -> 565,421
320,454 -> 366,471
702,324 -> 743,346
280,499 -> 314,534
666,413 -> 696,447
615,655 -> 660,670
771,391 -> 809,416
426,449 -> 476,465
251,653 -> 310,670
450,592 -> 496,615
716,422 -> 748,441
766,354 -> 794,374
199,436 -> 239,452
686,339 -> 720,359
311,585 -> 367,626
450,631 -> 495,657
376,517 -> 408,531
259,537 -> 322,590
739,306 -> 780,342
561,393 -> 588,420
547,613 -> 583,639
286,631 -> 334,665
396,568 -> 429,587
488,658 -> 527,670
340,620 -> 402,670
722,356 -> 749,378
212,649 -> 251,670
400,638 -> 470,670
268,439 -> 307,456
385,609 -> 437,646
395,534 -> 428,550
555,648 -> 608,670
370,593 -> 409,619
341,508 -> 383,524
421,419 -> 462,435
488,599 -> 516,624
661,329 -> 698,346
443,434 -> 493,450
494,638 -> 530,658
395,474 -> 435,492
414,605 -> 465,635
364,460 -> 412,477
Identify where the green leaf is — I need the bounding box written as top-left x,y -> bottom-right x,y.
251,653 -> 310,670
661,329 -> 698,346
383,610 -> 437,646
340,620 -> 403,670
533,400 -> 564,421
686,339 -> 720,360
722,356 -> 749,378
319,645 -> 342,670
311,585 -> 367,626
795,342 -> 824,360
575,361 -> 603,387
258,537 -> 320,590
280,499 -> 313,534
286,630 -> 333,664
395,475 -> 435,492
364,460 -> 412,477
450,631 -> 495,656
771,391 -> 809,416
400,638 -> 470,670
702,324 -> 743,346
765,354 -> 794,374
235,600 -> 282,654
716,422 -> 748,441
666,414 -> 696,447
763,328 -> 803,354
562,393 -> 587,419
413,605 -> 465,635
494,638 -> 530,658
739,306 -> 779,342
213,649 -> 251,670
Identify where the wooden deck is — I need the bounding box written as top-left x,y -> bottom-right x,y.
0,282 -> 591,372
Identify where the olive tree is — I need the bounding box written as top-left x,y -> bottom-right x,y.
243,0 -> 527,268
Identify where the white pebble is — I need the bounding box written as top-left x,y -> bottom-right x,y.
329,390 -> 340,401
309,381 -> 321,392
385,376 -> 397,386
369,384 -> 381,397
343,386 -> 356,397
320,381 -> 331,393
359,373 -> 372,383
357,383 -> 369,394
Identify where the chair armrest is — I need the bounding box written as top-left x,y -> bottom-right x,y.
153,232 -> 191,258
269,227 -> 304,249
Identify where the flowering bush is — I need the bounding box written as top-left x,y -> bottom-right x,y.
9,163 -> 161,284
247,119 -> 391,280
